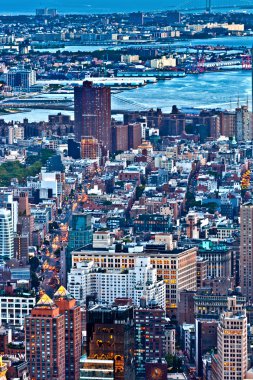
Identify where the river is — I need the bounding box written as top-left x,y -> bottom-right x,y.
33,36 -> 253,54
1,70 -> 251,123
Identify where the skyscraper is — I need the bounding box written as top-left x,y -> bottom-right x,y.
67,213 -> 92,272
86,304 -> 135,380
25,294 -> 65,380
74,81 -> 111,152
240,202 -> 253,301
0,208 -> 14,264
134,299 -> 166,379
53,286 -> 82,380
217,298 -> 247,380
236,105 -> 252,141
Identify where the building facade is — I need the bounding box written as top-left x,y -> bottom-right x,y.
240,203 -> 253,301
71,245 -> 197,315
217,300 -> 247,380
74,81 -> 111,151
68,257 -> 166,309
0,208 -> 14,264
53,286 -> 82,380
25,294 -> 66,380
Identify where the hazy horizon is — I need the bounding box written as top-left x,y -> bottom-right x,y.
0,0 -> 249,14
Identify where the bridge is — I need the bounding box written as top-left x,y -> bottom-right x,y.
172,0 -> 253,12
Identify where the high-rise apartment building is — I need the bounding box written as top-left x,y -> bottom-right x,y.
112,124 -> 129,153
240,203 -> 253,301
0,208 -> 14,264
5,68 -> 36,91
217,298 -> 247,380
0,191 -> 18,233
134,299 -> 166,379
25,294 -> 65,380
53,286 -> 82,380
8,124 -> 24,144
111,122 -> 142,153
236,105 -> 252,141
220,111 -> 236,138
80,136 -> 100,160
74,81 -> 111,151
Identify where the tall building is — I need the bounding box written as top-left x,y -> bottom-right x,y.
220,111 -> 236,138
74,81 -> 111,151
8,124 -> 24,144
128,123 -> 142,149
67,137 -> 80,159
67,213 -> 92,272
68,257 -> 166,308
86,304 -> 135,380
80,136 -> 100,160
112,124 -> 129,153
217,298 -> 247,380
17,192 -> 34,246
14,233 -> 29,261
25,294 -> 65,380
111,123 -> 143,153
0,209 -> 14,264
240,203 -> 253,301
53,286 -> 82,380
71,245 -> 197,315
236,105 -> 252,141
5,68 -> 36,91
134,299 -> 166,379
18,192 -> 30,216
0,191 -> 18,233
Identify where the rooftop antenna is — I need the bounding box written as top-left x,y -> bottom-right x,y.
237,94 -> 240,108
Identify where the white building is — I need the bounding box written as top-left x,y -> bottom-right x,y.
0,208 -> 14,263
0,293 -> 36,326
8,125 -> 24,144
150,56 -> 177,69
68,257 -> 166,309
0,192 -> 18,233
40,171 -> 58,197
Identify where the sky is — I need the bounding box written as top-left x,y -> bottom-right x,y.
0,0 -> 246,14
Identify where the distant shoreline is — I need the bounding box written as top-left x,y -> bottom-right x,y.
0,6 -> 251,16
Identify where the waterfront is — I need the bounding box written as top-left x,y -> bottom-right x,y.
33,36 -> 253,54
1,70 -> 251,123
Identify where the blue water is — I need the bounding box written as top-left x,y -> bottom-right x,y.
0,0 -> 251,14
1,70 -> 251,124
